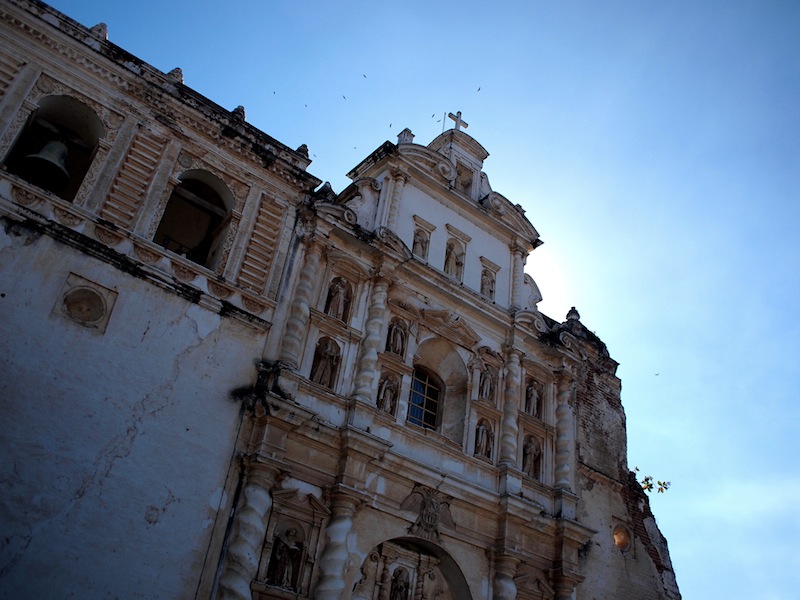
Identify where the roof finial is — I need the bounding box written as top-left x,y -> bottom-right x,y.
447,111 -> 469,132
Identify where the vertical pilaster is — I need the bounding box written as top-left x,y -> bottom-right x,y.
216,461 -> 280,600
314,491 -> 361,600
279,239 -> 322,368
351,274 -> 389,403
386,167 -> 408,231
510,242 -> 525,311
499,349 -> 522,466
555,369 -> 576,490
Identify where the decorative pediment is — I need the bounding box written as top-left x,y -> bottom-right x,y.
375,226 -> 412,260
420,309 -> 480,349
515,309 -> 549,335
316,203 -> 357,226
397,144 -> 456,183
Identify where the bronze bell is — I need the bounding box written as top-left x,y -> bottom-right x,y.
25,139 -> 70,191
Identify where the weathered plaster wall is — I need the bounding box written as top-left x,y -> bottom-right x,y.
0,220 -> 262,599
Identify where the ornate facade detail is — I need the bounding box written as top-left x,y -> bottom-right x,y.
400,484 -> 454,543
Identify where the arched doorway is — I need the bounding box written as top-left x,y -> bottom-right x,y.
351,537 -> 472,600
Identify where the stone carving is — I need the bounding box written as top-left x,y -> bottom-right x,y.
479,369 -> 494,402
480,268 -> 495,298
377,374 -> 399,414
266,527 -> 301,590
412,228 -> 428,259
390,567 -> 410,600
324,276 -> 351,322
242,297 -> 266,314
400,485 -> 454,543
522,436 -> 542,480
133,243 -> 161,265
12,186 -> 41,207
525,378 -> 540,417
444,241 -> 458,276
94,226 -> 123,246
171,261 -> 197,282
310,338 -> 340,389
386,319 -> 407,356
474,420 -> 493,459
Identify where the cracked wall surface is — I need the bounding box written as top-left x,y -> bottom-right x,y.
0,223 -> 261,598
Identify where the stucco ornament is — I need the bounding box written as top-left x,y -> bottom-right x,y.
400,484 -> 454,542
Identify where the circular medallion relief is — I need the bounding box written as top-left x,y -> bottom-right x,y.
613,525 -> 632,552
63,287 -> 106,324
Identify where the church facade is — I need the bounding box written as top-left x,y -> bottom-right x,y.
0,2 -> 680,599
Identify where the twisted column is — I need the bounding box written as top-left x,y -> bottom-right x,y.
493,555 -> 520,600
554,370 -> 576,489
279,240 -> 322,367
314,492 -> 360,600
217,463 -> 279,600
351,276 -> 389,403
499,349 -> 522,466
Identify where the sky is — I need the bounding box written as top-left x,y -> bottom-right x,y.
44,1 -> 800,597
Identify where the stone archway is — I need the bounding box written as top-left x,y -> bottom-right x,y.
351,537 -> 472,600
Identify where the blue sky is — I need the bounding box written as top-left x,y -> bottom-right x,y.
45,1 -> 800,597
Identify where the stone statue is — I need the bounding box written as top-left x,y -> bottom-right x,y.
311,338 -> 339,388
390,567 -> 410,600
412,229 -> 428,258
480,269 -> 494,297
525,379 -> 539,417
522,436 -> 542,479
267,527 -> 299,589
475,421 -> 492,459
387,320 -> 406,356
444,241 -> 458,276
377,374 -> 399,414
325,277 -> 348,321
479,369 -> 493,401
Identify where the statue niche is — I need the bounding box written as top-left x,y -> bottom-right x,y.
474,419 -> 493,460
266,526 -> 303,590
386,318 -> 407,357
324,276 -> 353,322
524,378 -> 542,418
377,372 -> 400,415
522,435 -> 542,480
310,337 -> 340,389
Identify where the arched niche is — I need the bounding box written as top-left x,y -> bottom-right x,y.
351,537 -> 473,600
153,169 -> 235,269
413,337 -> 468,445
3,94 -> 104,201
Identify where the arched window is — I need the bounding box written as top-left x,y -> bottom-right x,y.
3,95 -> 103,201
154,171 -> 232,269
407,367 -> 441,429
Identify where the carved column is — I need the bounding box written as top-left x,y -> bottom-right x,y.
314,491 -> 361,600
493,555 -> 520,600
385,167 -> 408,231
217,461 -> 280,600
554,369 -> 576,490
499,349 -> 522,466
509,242 -> 525,311
279,238 -> 322,368
351,274 -> 389,403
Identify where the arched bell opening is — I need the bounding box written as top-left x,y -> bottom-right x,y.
3,95 -> 104,201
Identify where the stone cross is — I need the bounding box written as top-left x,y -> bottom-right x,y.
448,111 -> 469,131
